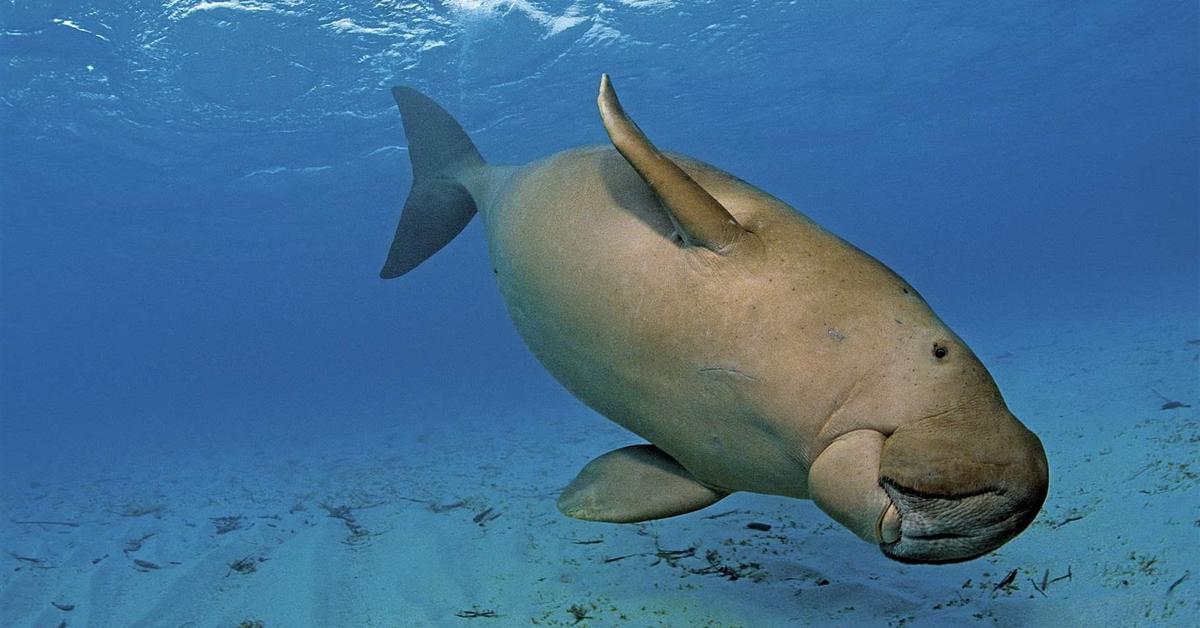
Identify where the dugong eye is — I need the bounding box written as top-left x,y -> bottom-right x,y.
932,343 -> 949,360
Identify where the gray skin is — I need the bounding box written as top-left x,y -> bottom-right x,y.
381,75 -> 1049,564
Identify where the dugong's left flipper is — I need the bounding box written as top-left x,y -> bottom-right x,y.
558,445 -> 728,522
597,74 -> 751,255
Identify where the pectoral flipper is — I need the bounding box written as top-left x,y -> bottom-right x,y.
558,444 -> 727,523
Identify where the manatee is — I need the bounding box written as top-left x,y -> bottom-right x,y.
380,75 -> 1049,564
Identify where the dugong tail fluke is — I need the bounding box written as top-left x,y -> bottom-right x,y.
380,87 -> 487,279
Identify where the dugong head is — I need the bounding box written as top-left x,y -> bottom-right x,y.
860,331 -> 1050,564
876,399 -> 1049,563
807,328 -> 1048,564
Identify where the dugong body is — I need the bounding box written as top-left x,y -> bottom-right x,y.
381,76 -> 1048,564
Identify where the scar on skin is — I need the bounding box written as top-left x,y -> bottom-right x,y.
698,366 -> 758,381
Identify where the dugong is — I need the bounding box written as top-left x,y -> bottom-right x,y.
380,75 -> 1049,564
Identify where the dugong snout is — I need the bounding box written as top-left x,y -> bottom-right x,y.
876,408 -> 1049,564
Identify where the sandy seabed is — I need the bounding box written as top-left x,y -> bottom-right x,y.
2,306 -> 1196,627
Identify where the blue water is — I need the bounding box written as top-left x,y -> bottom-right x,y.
1,1 -> 1197,625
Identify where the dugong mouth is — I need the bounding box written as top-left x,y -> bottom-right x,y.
877,477 -> 1024,564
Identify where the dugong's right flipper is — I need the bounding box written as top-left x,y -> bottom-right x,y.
557,444 -> 728,522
